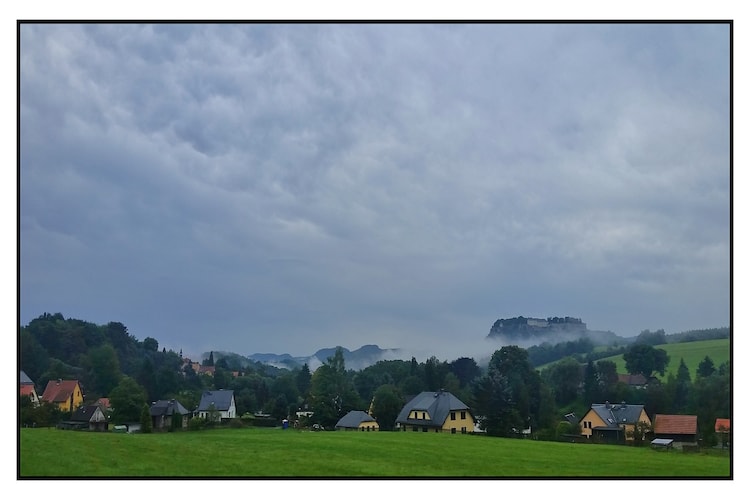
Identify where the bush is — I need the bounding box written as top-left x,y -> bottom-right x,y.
188,417 -> 207,431
229,418 -> 244,429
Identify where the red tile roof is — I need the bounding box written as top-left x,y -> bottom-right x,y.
715,418 -> 730,432
41,380 -> 80,404
617,374 -> 648,386
20,385 -> 36,397
96,397 -> 111,409
653,414 -> 698,435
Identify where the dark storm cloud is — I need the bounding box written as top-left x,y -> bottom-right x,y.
20,23 -> 730,360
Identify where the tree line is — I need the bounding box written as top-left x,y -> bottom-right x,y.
19,313 -> 730,445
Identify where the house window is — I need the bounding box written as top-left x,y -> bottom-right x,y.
422,427 -> 428,432
461,427 -> 466,434
451,428 -> 456,434
451,412 -> 456,421
413,426 -> 418,432
422,412 -> 426,420
461,411 -> 466,420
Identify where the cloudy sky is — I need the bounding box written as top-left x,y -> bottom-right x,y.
18,22 -> 730,362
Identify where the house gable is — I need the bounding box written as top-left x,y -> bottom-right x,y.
580,402 -> 651,442
41,379 -> 84,412
196,390 -> 236,420
396,390 -> 474,433
335,410 -> 378,430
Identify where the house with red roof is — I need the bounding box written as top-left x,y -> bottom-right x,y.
41,379 -> 84,413
715,418 -> 730,448
20,371 -> 40,406
652,414 -> 698,448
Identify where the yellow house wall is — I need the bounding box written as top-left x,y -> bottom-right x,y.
402,410 -> 474,433
580,410 -> 607,438
580,408 -> 652,441
357,421 -> 379,431
442,410 -> 475,433
57,385 -> 84,412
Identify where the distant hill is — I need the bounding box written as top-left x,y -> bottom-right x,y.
245,344 -> 406,371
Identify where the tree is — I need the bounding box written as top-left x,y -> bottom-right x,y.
109,376 -> 148,424
370,385 -> 403,431
623,344 -> 669,377
309,347 -> 361,428
296,363 -> 312,401
471,346 -> 541,437
140,403 -> 153,433
83,343 -> 122,397
136,357 -> 158,402
19,329 -> 50,382
583,360 -> 600,405
696,356 -> 716,378
542,357 -> 582,406
447,357 -> 481,388
595,360 -> 619,401
672,358 -> 692,413
205,351 -> 215,367
142,337 -> 159,352
635,329 -> 667,346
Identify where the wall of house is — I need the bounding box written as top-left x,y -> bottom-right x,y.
441,410 -> 475,434
580,411 -> 606,439
56,385 -> 84,413
357,421 -> 379,431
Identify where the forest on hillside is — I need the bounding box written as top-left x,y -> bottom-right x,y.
19,312 -> 730,445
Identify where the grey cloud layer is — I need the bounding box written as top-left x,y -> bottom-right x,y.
20,23 -> 730,358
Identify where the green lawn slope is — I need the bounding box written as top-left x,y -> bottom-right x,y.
19,427 -> 730,478
597,339 -> 730,380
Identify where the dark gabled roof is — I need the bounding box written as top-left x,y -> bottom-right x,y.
653,414 -> 698,435
150,399 -> 190,417
395,390 -> 471,427
70,405 -> 104,423
335,410 -> 377,428
587,402 -> 646,428
197,390 -> 235,411
20,370 -> 34,385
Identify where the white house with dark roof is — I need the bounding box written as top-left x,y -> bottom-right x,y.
196,389 -> 236,421
396,390 -> 475,434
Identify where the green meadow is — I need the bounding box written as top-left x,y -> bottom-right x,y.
596,339 -> 730,380
19,427 -> 730,478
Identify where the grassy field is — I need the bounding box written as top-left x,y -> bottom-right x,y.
19,426 -> 731,478
597,339 -> 730,380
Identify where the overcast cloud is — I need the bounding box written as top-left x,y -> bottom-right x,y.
19,23 -> 730,361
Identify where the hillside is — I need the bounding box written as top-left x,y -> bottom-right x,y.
594,338 -> 730,380
243,344 -> 405,371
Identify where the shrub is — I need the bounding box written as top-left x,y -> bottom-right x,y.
188,417 -> 207,431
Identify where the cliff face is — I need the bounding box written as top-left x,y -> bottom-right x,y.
487,316 -> 587,341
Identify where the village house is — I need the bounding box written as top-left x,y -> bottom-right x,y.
150,399 -> 190,431
196,389 -> 236,422
651,414 -> 698,449
58,404 -> 108,431
579,401 -> 651,444
40,379 -> 84,413
335,410 -> 379,431
20,370 -> 40,406
395,390 -> 475,434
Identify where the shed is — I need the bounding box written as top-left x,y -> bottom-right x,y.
651,438 -> 673,450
